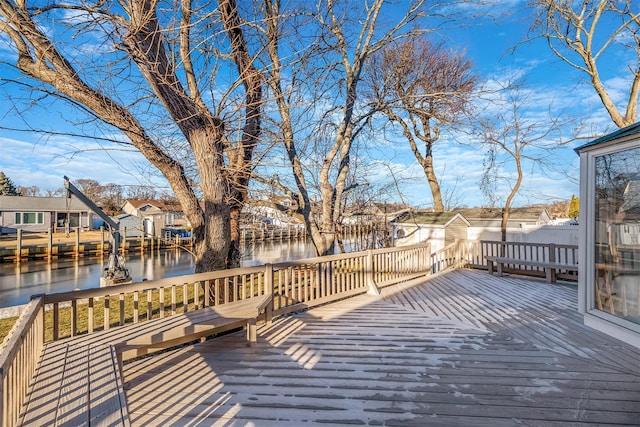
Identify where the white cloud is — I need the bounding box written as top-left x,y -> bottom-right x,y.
0,135 -> 166,192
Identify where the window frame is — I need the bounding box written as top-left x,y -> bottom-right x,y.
14,212 -> 45,225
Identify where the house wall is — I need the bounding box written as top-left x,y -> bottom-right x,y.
445,217 -> 468,245
142,213 -> 165,236
392,222 -> 579,255
467,225 -> 579,245
0,211 -> 92,233
0,211 -> 52,233
393,224 -> 446,253
118,217 -> 145,237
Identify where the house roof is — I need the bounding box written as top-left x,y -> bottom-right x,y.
391,211 -> 469,227
454,207 -> 548,221
575,122 -> 640,153
124,199 -> 181,212
0,196 -> 91,212
113,213 -> 144,223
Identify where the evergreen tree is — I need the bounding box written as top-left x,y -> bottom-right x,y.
568,195 -> 579,219
0,171 -> 20,196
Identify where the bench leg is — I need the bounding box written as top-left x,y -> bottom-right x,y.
488,261 -> 494,275
497,262 -> 503,277
246,318 -> 257,346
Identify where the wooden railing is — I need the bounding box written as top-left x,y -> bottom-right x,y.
42,265 -> 271,341
372,243 -> 431,286
461,240 -> 579,282
431,240 -> 469,274
0,297 -> 44,427
0,239 -> 580,426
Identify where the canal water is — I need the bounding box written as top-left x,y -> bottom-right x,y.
0,241 -> 320,309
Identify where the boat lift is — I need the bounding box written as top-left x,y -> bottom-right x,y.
64,176 -> 132,286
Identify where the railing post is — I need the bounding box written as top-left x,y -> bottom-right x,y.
75,228 -> 80,258
365,250 -> 380,296
16,228 -> 22,264
100,226 -> 105,256
265,263 -> 273,324
47,228 -> 53,262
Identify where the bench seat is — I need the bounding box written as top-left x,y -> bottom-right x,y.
18,294 -> 272,427
485,256 -> 578,283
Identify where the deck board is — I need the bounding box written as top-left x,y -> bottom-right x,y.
123,270 -> 640,426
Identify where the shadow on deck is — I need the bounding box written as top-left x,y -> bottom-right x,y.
123,269 -> 640,426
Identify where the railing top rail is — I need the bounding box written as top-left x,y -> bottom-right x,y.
43,265 -> 266,304
270,250 -> 368,268
370,242 -> 431,255
0,296 -> 43,371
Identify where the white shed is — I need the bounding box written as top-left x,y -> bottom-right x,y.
391,211 -> 470,253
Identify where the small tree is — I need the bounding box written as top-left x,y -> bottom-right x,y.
0,172 -> 20,196
478,85 -> 567,241
568,195 -> 580,220
366,36 -> 477,212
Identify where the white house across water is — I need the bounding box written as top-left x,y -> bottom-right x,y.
577,122 -> 640,348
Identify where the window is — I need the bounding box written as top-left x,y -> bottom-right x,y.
15,212 -> 45,225
594,146 -> 640,324
56,212 -> 80,228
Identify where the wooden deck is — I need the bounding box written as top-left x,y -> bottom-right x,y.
123,269 -> 640,426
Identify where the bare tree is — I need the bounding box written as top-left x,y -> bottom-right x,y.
74,179 -> 104,204
258,0 -> 431,256
530,0 -> 640,128
44,187 -> 65,197
125,186 -> 158,202
478,85 -> 567,241
16,185 -> 39,196
365,36 -> 477,212
0,0 -> 262,272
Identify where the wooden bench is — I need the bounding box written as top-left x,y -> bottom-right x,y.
116,294 -> 272,361
18,294 -> 272,427
486,256 -> 578,283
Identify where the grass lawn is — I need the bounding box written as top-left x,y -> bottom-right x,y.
0,285 -> 206,347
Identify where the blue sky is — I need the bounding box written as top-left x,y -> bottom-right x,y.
0,1 -> 633,209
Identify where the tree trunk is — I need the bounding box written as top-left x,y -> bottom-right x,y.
221,0 -> 263,268
190,127 -> 230,273
423,151 -> 445,212
228,207 -> 242,268
501,154 -> 523,242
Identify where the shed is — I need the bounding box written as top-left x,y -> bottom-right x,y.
391,211 -> 470,253
576,122 -> 640,348
113,214 -> 145,238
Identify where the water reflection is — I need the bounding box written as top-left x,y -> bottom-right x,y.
0,241 -> 319,308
